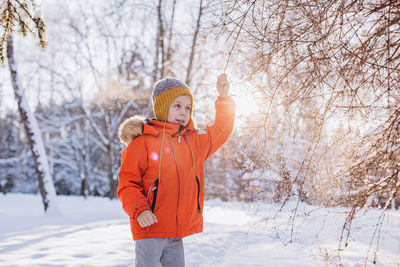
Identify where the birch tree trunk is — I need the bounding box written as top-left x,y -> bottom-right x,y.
7,35 -> 59,213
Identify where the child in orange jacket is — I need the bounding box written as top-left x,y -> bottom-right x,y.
117,74 -> 235,267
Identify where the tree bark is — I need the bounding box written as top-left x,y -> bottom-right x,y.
7,35 -> 59,213
106,142 -> 117,199
153,0 -> 165,84
185,0 -> 204,85
165,0 -> 177,69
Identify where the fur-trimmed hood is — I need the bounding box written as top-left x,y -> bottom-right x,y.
118,115 -> 146,146
118,115 -> 198,146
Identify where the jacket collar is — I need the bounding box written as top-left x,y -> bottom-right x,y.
143,119 -> 194,137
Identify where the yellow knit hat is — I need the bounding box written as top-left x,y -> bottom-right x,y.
152,78 -> 193,121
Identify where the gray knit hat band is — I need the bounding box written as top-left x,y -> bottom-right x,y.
152,78 -> 190,101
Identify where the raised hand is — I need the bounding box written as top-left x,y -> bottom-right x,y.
217,73 -> 229,96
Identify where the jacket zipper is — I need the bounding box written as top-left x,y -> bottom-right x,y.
146,180 -> 159,231
168,137 -> 180,234
195,176 -> 201,213
150,179 -> 159,212
146,179 -> 160,212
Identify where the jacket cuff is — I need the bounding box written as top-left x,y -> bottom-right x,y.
216,96 -> 236,112
133,204 -> 151,220
217,95 -> 233,100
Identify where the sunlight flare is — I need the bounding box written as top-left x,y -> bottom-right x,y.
233,94 -> 259,117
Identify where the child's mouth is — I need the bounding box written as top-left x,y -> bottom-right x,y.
176,119 -> 185,125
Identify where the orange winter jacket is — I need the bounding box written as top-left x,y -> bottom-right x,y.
117,96 -> 235,240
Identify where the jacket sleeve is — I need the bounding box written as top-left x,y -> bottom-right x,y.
204,96 -> 236,159
117,138 -> 151,220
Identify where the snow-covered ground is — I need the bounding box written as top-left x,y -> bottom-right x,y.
0,194 -> 399,266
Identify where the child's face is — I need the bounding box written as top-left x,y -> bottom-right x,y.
167,95 -> 191,126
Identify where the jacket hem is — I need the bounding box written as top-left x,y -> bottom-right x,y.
132,229 -> 202,241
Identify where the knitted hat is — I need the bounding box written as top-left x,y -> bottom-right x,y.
152,78 -> 193,121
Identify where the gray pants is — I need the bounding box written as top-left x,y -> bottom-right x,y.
135,238 -> 185,267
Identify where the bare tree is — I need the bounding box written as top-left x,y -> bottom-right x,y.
7,35 -> 59,212
153,0 -> 166,83
212,0 -> 400,262
2,1 -> 59,213
214,0 -> 400,203
185,0 -> 204,85
58,1 -> 153,198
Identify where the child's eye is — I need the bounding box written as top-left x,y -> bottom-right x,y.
175,104 -> 181,108
186,107 -> 190,111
